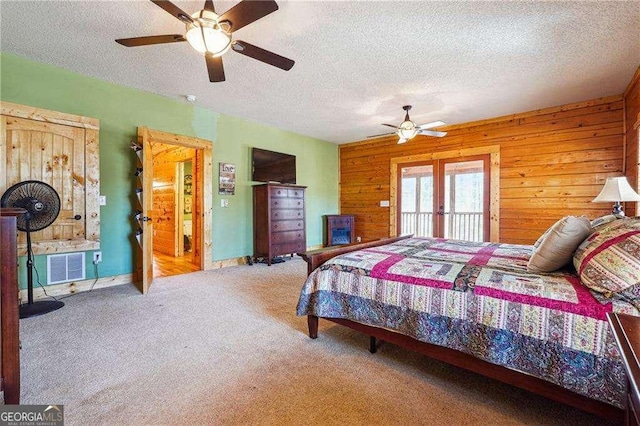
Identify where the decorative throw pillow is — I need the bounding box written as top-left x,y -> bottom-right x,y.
527,216 -> 592,272
590,214 -> 619,231
590,216 -> 640,234
573,223 -> 640,309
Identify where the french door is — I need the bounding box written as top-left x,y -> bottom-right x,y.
398,155 -> 490,241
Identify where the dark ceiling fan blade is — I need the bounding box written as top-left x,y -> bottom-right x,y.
417,130 -> 447,137
204,0 -> 216,13
151,0 -> 193,23
232,41 -> 294,70
206,54 -> 225,82
220,0 -> 279,32
367,132 -> 395,138
381,123 -> 398,129
116,34 -> 186,47
417,120 -> 445,130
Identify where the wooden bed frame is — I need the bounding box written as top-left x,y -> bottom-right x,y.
299,236 -> 624,422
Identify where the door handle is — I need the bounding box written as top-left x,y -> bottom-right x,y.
68,214 -> 82,220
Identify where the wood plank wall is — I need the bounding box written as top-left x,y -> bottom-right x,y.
624,66 -> 640,217
152,144 -> 196,256
339,96 -> 624,245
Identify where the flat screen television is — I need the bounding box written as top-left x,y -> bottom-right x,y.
251,148 -> 296,184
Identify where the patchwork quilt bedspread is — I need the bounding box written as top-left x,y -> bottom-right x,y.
296,237 -> 640,407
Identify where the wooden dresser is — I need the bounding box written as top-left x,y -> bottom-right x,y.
0,207 -> 23,404
607,312 -> 640,426
253,183 -> 306,266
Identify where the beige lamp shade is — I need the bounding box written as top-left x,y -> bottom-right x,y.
592,176 -> 640,216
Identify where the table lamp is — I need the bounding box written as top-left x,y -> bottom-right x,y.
592,176 -> 640,217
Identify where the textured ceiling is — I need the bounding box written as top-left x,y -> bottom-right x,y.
1,1 -> 639,144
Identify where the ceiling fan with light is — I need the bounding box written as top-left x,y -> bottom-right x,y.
115,0 -> 294,82
368,105 -> 447,144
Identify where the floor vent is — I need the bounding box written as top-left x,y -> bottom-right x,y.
47,253 -> 85,284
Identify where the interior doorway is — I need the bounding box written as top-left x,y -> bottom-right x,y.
151,152 -> 199,278
136,127 -> 213,294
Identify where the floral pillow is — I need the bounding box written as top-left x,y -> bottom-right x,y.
573,220 -> 640,308
590,214 -> 619,232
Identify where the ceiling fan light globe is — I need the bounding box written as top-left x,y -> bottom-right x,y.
397,121 -> 418,140
186,10 -> 232,56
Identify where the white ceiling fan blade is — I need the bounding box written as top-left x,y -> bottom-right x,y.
417,120 -> 445,130
417,130 -> 447,137
397,137 -> 408,144
367,132 -> 395,138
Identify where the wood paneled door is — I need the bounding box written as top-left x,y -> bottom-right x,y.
1,101 -> 100,255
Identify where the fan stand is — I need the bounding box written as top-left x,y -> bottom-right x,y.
19,218 -> 64,319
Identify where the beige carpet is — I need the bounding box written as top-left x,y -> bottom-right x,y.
20,258 -> 614,425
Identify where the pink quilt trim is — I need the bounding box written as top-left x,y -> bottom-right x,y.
367,250 -> 612,320
474,276 -> 612,321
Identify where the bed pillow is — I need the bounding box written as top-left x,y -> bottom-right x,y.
573,223 -> 640,308
527,216 -> 592,272
590,214 -> 619,231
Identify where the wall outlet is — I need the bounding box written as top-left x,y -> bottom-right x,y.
356,236 -> 362,242
93,252 -> 102,264
380,200 -> 390,207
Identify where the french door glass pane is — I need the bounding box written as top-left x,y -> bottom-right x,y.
400,165 -> 434,237
443,160 -> 484,241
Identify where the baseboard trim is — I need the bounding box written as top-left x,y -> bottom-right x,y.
20,273 -> 135,302
210,250 -> 315,269
25,250 -> 313,300
210,257 -> 248,269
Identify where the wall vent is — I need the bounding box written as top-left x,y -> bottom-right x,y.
47,253 -> 85,284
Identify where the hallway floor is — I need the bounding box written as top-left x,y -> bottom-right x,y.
153,251 -> 199,277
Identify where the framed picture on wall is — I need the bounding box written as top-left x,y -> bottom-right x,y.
219,163 -> 236,195
184,174 -> 192,195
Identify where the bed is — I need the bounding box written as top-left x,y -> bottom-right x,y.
296,226 -> 640,422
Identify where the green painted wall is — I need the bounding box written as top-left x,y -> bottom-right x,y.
0,53 -> 339,288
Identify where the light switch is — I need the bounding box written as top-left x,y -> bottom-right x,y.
380,200 -> 390,207
221,199 -> 229,208
99,195 -> 107,206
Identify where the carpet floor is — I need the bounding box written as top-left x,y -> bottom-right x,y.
20,258 -> 615,425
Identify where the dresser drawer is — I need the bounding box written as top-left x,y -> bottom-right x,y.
271,198 -> 304,209
271,220 -> 304,232
271,230 -> 304,244
269,187 -> 289,198
272,241 -> 306,256
288,188 -> 304,198
272,209 -> 304,220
